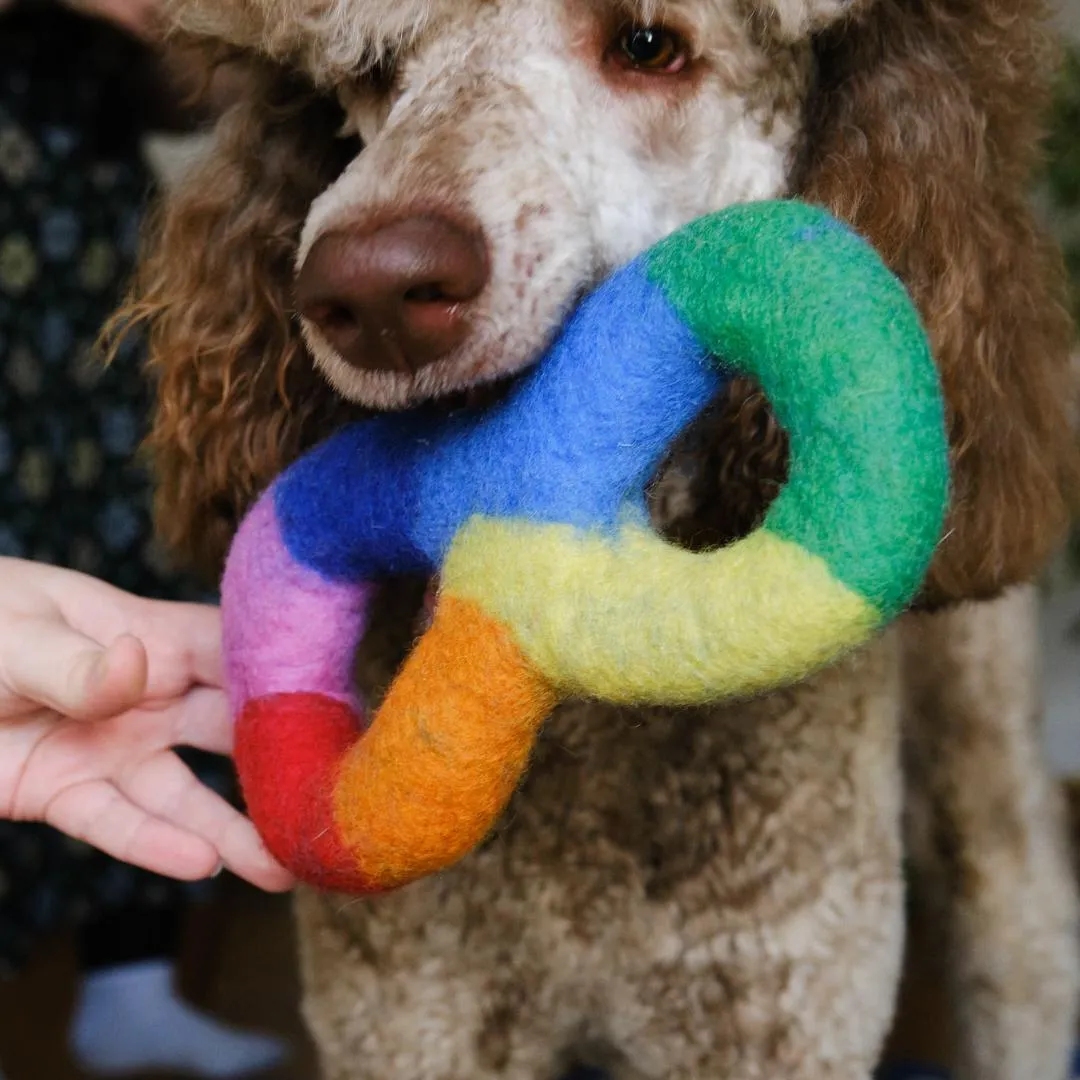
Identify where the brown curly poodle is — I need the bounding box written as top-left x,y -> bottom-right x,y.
116,0 -> 1080,1075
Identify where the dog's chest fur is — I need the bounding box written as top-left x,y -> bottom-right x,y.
294,413 -> 904,1079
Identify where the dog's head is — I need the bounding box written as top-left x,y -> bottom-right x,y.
125,0 -> 1077,603
166,0 -> 840,409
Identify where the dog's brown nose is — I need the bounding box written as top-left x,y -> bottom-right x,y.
295,216 -> 489,375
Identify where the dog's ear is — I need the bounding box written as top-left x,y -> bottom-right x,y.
793,0 -> 1079,608
110,52 -> 363,582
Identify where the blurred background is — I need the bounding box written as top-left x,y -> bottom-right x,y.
1039,3 -> 1080,789
0,1 -> 1079,1078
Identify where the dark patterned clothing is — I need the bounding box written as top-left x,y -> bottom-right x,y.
0,2 -> 233,973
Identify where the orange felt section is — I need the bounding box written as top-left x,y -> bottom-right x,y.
334,595 -> 556,889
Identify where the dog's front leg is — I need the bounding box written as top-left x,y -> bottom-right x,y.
902,586 -> 1080,1080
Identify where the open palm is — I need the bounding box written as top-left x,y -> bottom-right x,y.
0,559 -> 292,891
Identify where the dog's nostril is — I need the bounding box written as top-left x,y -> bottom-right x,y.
296,214 -> 489,377
310,302 -> 361,335
404,282 -> 451,303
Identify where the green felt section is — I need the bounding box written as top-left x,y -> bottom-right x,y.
645,200 -> 948,619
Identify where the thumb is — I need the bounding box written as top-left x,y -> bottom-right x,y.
0,619 -> 149,720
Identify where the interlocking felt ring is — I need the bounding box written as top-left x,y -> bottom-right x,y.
222,200 -> 949,894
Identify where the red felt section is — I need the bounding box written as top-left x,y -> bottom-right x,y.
234,693 -> 383,894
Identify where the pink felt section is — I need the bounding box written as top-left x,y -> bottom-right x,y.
221,495 -> 375,714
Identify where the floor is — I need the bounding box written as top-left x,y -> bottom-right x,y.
0,880 -> 318,1080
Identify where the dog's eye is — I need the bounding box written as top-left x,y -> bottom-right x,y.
613,25 -> 689,74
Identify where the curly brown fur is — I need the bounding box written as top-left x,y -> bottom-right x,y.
116,0 -> 1080,1076
112,57 -> 364,579
649,378 -> 789,553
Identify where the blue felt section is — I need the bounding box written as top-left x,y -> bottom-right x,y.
272,417 -> 431,580
274,261 -> 725,582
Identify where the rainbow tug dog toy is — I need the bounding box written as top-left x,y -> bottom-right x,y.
222,201 -> 949,895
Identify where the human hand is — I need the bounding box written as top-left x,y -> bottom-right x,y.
0,559 -> 292,891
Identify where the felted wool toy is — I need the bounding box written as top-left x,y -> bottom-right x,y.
222,200 -> 949,895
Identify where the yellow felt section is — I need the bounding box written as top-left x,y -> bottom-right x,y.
333,595 -> 556,890
442,519 -> 881,704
